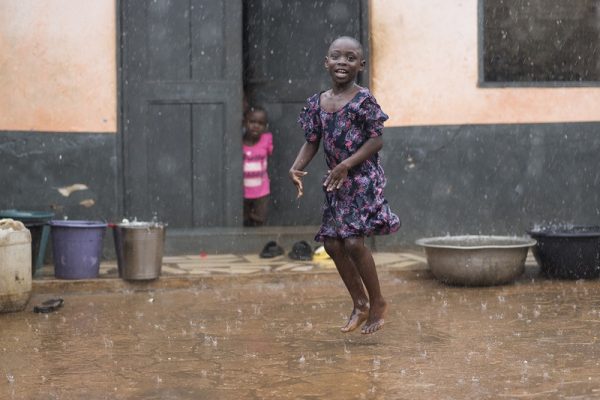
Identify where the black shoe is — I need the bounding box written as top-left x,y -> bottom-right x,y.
259,241 -> 284,258
288,240 -> 313,261
33,298 -> 64,313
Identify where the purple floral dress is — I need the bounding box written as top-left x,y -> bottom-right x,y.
298,88 -> 401,242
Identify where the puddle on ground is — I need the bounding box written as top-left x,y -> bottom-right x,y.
2,272 -> 600,399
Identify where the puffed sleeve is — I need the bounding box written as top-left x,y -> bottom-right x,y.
358,95 -> 389,138
297,94 -> 322,143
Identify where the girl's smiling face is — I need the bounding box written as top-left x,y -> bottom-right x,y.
325,37 -> 365,85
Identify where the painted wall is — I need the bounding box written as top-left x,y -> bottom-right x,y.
0,0 -> 116,133
2,0 -> 600,254
0,1 -> 119,256
370,0 -> 600,127
363,0 -> 600,250
373,123 -> 600,250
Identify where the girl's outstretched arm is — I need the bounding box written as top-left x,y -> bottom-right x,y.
324,136 -> 383,192
289,141 -> 320,198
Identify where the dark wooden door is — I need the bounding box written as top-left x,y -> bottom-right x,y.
244,0 -> 369,225
121,0 -> 243,227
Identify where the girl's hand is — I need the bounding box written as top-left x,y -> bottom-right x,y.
324,162 -> 349,192
289,169 -> 308,198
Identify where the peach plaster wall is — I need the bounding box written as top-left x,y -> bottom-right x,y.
0,0 -> 116,133
370,0 -> 600,127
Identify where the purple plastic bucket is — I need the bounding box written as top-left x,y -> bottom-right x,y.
49,220 -> 107,279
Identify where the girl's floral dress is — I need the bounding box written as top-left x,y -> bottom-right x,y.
298,88 -> 401,242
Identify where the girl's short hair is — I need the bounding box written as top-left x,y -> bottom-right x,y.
329,36 -> 363,56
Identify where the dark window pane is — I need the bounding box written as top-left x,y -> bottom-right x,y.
483,0 -> 600,83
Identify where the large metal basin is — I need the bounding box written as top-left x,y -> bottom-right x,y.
416,235 -> 536,286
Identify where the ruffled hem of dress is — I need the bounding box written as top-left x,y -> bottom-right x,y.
314,219 -> 401,242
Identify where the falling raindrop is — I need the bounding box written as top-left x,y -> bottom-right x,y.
103,336 -> 114,348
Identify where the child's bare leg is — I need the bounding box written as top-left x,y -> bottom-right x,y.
344,237 -> 388,334
324,238 -> 369,332
248,195 -> 269,226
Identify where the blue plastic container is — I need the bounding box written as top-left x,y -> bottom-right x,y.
49,220 -> 106,279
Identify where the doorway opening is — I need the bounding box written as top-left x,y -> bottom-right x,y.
241,0 -> 368,227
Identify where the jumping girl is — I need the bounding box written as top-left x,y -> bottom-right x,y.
289,36 -> 400,334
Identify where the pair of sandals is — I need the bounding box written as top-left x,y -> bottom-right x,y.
259,240 -> 314,261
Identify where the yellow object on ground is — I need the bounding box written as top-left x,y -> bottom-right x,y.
313,245 -> 331,261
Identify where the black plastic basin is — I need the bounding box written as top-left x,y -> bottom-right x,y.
527,226 -> 600,279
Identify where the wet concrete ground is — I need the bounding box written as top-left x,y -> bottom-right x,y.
3,258 -> 600,399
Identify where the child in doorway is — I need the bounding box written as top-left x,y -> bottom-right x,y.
289,36 -> 400,334
243,106 -> 273,227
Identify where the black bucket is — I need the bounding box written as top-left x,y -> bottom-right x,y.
527,226 -> 600,279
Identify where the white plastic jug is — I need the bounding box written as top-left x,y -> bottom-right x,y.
0,219 -> 32,312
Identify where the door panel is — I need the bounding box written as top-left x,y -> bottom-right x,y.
146,1 -> 191,81
192,103 -> 225,226
146,104 -> 193,227
122,0 -> 242,227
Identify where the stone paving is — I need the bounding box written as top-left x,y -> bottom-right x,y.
34,250 -> 436,280
40,250 -> 540,279
33,249 -> 537,293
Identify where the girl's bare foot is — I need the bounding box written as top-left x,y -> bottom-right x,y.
361,300 -> 387,334
340,307 -> 369,333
